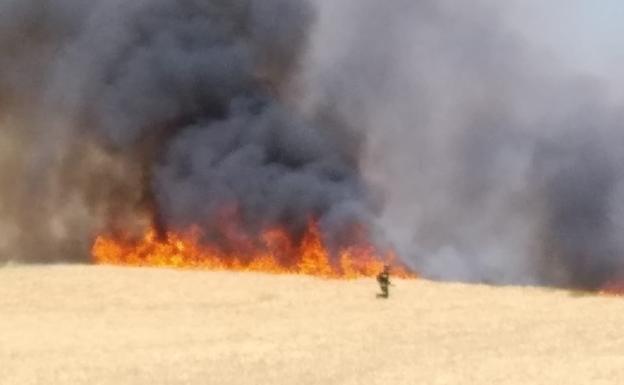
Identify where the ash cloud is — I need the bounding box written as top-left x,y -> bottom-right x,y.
2,0 -> 624,289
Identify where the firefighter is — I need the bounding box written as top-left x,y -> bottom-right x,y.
376,265 -> 391,299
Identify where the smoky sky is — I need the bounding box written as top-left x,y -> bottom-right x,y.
1,0 -> 623,289
303,0 -> 624,288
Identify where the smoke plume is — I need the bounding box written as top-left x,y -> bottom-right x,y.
1,0 -> 623,289
0,0 -> 371,263
303,0 -> 624,288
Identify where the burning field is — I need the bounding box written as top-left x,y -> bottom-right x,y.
2,0 -> 624,289
3,1 -> 624,383
0,0 -> 420,282
92,219 -> 412,278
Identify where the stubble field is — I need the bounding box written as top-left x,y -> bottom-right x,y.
1,265 -> 624,384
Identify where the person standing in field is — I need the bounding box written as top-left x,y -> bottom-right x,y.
376,265 -> 391,299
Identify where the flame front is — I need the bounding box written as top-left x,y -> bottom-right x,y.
92,221 -> 415,279
599,281 -> 624,297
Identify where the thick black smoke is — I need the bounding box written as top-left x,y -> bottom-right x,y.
2,0 -> 624,289
0,0 -> 372,263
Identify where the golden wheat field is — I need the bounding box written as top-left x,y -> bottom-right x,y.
1,265 -> 624,385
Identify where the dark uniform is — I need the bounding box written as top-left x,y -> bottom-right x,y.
376,265 -> 391,298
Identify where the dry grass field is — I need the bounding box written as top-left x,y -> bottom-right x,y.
1,265 -> 624,385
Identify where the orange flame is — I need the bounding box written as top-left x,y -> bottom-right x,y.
599,281 -> 624,297
91,220 -> 415,279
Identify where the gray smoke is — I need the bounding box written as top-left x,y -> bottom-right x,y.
2,0 -> 623,289
302,0 -> 624,288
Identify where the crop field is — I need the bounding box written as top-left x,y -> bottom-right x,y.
1,265 -> 624,384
